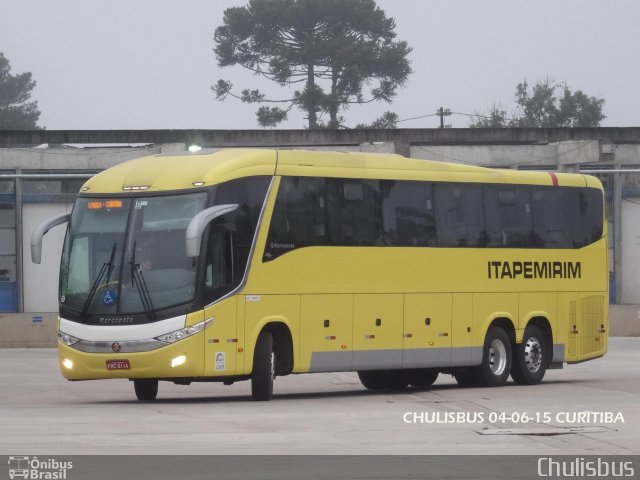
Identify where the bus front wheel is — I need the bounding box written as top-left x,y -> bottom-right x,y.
511,325 -> 548,385
476,327 -> 512,387
251,331 -> 275,401
134,379 -> 158,401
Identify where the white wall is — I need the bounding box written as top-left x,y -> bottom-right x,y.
621,198 -> 640,304
22,203 -> 73,313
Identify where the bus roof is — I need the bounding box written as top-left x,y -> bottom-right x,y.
80,148 -> 597,194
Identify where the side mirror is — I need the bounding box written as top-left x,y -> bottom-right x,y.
185,204 -> 238,258
31,213 -> 71,264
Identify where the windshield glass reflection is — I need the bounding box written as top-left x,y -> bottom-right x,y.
60,193 -> 207,316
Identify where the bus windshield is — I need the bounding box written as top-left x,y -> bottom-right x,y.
60,193 -> 207,317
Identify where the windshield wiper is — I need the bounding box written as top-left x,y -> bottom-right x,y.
129,242 -> 155,320
81,242 -> 117,315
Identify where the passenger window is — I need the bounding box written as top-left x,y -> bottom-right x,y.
380,180 -> 435,246
343,182 -> 364,201
531,188 -> 570,248
484,186 -> 533,247
434,183 -> 485,247
326,179 -> 380,246
264,177 -> 603,258
567,189 -> 603,248
264,177 -> 326,260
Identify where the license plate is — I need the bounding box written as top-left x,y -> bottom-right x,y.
106,359 -> 130,370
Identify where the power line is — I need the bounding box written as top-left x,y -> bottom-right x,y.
394,112 -> 440,123
396,109 -> 522,126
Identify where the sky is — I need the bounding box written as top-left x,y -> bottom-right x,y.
2,0 -> 639,130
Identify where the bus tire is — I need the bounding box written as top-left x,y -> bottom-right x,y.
134,379 -> 158,401
358,370 -> 387,390
408,369 -> 439,388
251,331 -> 275,401
358,370 -> 409,390
511,325 -> 547,385
476,326 -> 512,387
453,369 -> 478,387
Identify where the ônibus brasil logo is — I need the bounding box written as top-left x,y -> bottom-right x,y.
8,456 -> 73,480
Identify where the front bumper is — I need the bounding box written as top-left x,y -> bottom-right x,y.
58,331 -> 205,380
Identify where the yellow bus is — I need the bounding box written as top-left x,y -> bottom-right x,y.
32,149 -> 608,401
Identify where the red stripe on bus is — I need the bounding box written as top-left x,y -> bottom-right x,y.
549,172 -> 559,186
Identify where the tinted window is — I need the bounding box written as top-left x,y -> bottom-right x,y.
326,179 -> 380,246
214,176 -> 271,252
264,176 -> 604,261
531,188 -> 571,248
380,181 -> 435,246
198,177 -> 270,305
434,183 -> 485,247
208,176 -> 271,292
264,177 -> 326,261
567,188 -> 603,248
484,186 -> 533,247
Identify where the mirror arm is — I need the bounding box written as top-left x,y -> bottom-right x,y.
31,213 -> 71,264
185,204 -> 239,258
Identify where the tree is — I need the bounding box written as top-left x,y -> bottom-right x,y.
470,78 -> 605,128
355,110 -> 398,129
469,101 -> 508,128
0,52 -> 41,130
213,0 -> 412,129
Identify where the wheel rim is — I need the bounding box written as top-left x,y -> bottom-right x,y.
488,339 -> 507,376
524,336 -> 543,373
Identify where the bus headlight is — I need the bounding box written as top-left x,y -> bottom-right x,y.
58,331 -> 80,346
155,318 -> 214,344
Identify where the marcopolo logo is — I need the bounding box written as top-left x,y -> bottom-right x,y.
7,456 -> 73,480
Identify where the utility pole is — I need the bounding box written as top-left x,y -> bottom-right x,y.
436,107 -> 451,128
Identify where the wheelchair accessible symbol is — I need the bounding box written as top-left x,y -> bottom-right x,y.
103,289 -> 117,305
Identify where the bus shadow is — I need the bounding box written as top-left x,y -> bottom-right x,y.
85,378 -> 583,405
89,388 -> 375,405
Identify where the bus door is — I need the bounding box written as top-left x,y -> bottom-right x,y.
201,224 -> 239,376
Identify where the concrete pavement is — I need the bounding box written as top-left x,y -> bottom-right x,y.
1,338 -> 639,455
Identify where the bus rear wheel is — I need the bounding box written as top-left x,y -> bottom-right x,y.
251,331 -> 275,401
453,369 -> 478,387
476,327 -> 512,387
511,325 -> 548,385
358,370 -> 409,390
134,379 -> 158,401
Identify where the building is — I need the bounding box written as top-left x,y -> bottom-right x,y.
1,128 -> 639,344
